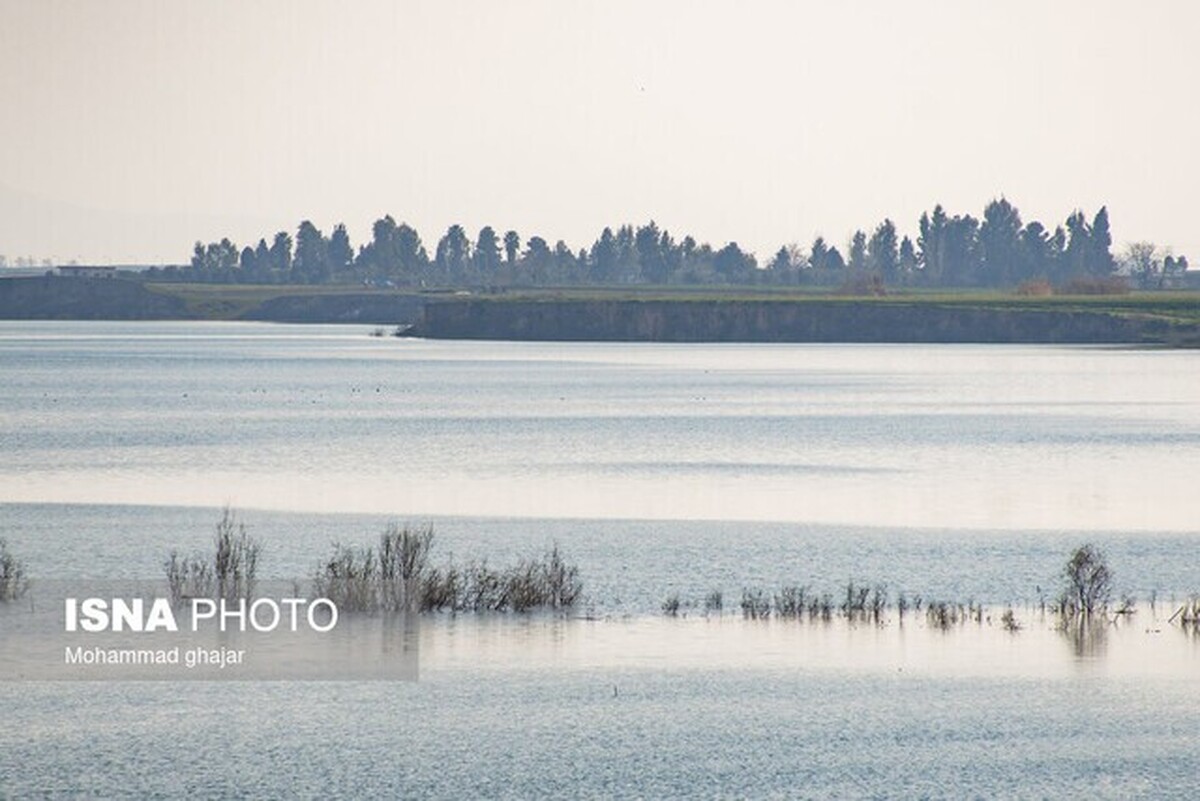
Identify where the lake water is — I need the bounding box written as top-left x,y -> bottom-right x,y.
2,321 -> 1199,798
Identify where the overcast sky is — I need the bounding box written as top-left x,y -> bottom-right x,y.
1,1 -> 1197,265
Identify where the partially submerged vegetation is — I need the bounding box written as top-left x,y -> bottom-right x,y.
164,508 -> 262,605
1056,544 -> 1113,620
655,543 -> 1200,640
665,582 -> 991,630
1171,599 -> 1200,628
159,514 -> 583,615
136,520 -> 1199,634
312,524 -> 582,614
0,538 -> 30,603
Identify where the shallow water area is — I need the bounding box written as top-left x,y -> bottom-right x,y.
418,606 -> 1200,680
3,611 -> 1200,799
3,321 -> 1200,798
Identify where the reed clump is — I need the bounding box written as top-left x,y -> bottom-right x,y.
313,526 -> 582,614
0,539 -> 30,603
165,508 -> 262,605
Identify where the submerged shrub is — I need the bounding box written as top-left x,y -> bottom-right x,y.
704,589 -> 724,614
740,588 -> 770,620
541,544 -> 582,609
379,523 -> 434,611
312,527 -> 582,615
868,584 -> 888,622
459,559 -> 505,612
1116,594 -> 1136,615
841,581 -> 871,620
1000,608 -> 1021,632
926,601 -> 959,630
421,563 -> 462,612
808,592 -> 833,621
505,559 -> 545,612
312,542 -> 380,612
165,508 -> 261,606
0,539 -> 30,603
165,551 -> 214,607
774,586 -> 807,619
213,508 -> 261,601
661,593 -> 681,617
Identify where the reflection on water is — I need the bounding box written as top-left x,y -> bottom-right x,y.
417,605 -> 1195,680
1062,618 -> 1110,661
5,502 -> 1200,615
3,612 -> 1200,799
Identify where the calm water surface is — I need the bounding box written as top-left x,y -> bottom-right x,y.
1,321 -> 1199,798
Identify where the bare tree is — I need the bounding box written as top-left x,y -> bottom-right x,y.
1061,544 -> 1112,618
1122,241 -> 1161,289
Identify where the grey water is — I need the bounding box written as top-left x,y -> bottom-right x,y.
2,321 -> 1199,798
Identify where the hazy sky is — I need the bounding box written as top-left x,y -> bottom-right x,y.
1,1 -> 1197,265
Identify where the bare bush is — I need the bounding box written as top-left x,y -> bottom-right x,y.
661,593 -> 681,617
541,544 -> 582,609
312,542 -> 382,613
773,585 -> 808,619
165,508 -> 261,606
313,527 -> 582,615
420,563 -> 462,612
740,588 -> 770,620
213,508 -> 261,602
1000,608 -> 1021,632
0,539 -> 30,603
868,584 -> 888,622
704,589 -> 723,614
165,551 -> 214,607
926,601 -> 959,630
378,523 -> 433,611
459,560 -> 504,612
841,581 -> 871,621
809,592 -> 834,621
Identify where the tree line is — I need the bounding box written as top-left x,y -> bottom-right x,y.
151,199 -> 1189,290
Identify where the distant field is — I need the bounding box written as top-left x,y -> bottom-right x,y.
411,287 -> 1200,345
143,282 -> 1200,325
6,277 -> 1196,331
444,286 -> 1200,326
143,282 -> 424,320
